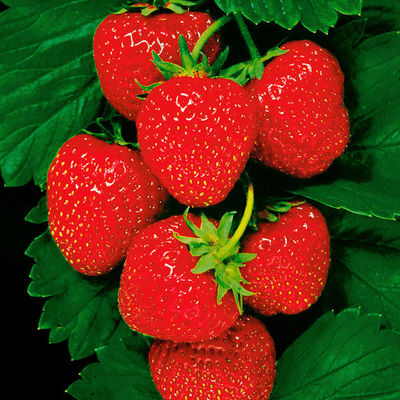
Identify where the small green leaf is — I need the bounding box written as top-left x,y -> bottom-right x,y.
214,0 -> 362,33
271,309 -> 400,399
25,196 -> 48,224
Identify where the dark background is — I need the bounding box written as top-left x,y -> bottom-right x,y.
2,182 -> 91,399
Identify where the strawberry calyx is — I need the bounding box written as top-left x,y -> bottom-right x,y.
115,0 -> 203,16
257,198 -> 305,223
174,176 -> 256,313
82,117 -> 139,149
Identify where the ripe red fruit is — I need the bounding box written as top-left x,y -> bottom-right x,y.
118,214 -> 240,342
248,40 -> 350,178
242,203 -> 330,315
137,76 -> 258,207
149,315 -> 276,400
93,11 -> 220,121
47,134 -> 168,276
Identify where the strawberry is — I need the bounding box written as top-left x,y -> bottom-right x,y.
248,40 -> 350,178
241,202 -> 330,315
149,315 -> 276,400
118,212 -> 241,342
47,134 -> 168,276
137,76 -> 258,207
93,10 -> 220,120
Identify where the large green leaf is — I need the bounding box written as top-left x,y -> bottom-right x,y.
271,309 -> 400,400
362,0 -> 400,33
292,28 -> 400,220
67,335 -> 161,400
323,209 -> 400,331
26,229 -> 130,360
213,0 -> 362,33
0,0 -> 116,188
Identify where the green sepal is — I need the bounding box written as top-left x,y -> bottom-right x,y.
217,211 -> 236,243
152,51 -> 186,79
210,47 -> 230,76
135,79 -> 164,99
81,117 -> 139,149
174,208 -> 255,313
115,0 -> 202,15
256,198 -> 305,225
219,46 -> 288,84
179,35 -> 195,70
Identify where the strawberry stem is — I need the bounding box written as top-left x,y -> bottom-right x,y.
192,14 -> 232,63
215,175 -> 254,260
234,14 -> 260,61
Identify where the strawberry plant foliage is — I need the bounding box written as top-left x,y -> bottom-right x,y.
26,228 -> 131,360
67,335 -> 161,400
0,0 -> 119,188
213,0 -> 362,33
270,309 -> 400,400
326,209 -> 400,331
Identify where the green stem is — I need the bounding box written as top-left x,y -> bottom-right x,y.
216,177 -> 254,260
192,14 -> 232,63
234,13 -> 260,60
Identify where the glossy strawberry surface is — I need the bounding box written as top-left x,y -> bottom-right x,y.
137,76 -> 258,207
242,203 -> 330,315
118,214 -> 239,342
93,11 -> 220,120
149,315 -> 276,400
47,134 -> 167,276
248,40 -> 350,178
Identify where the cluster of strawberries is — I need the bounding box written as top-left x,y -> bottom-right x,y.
46,6 -> 349,400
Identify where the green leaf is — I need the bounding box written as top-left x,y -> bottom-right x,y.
67,335 -> 161,400
362,0 -> 400,34
26,230 -> 130,360
292,29 -> 400,220
0,0 -> 118,188
325,209 -> 400,331
213,0 -> 362,33
25,196 -> 48,224
271,309 -> 400,400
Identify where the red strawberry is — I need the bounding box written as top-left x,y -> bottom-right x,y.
137,76 -> 258,207
149,315 -> 276,400
47,134 -> 168,276
241,203 -> 330,315
93,11 -> 220,120
118,213 -> 240,342
248,40 -> 350,178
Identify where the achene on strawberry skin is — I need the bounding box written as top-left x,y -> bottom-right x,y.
93,11 -> 220,121
149,315 -> 276,400
242,202 -> 330,315
137,76 -> 259,207
47,134 -> 168,276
